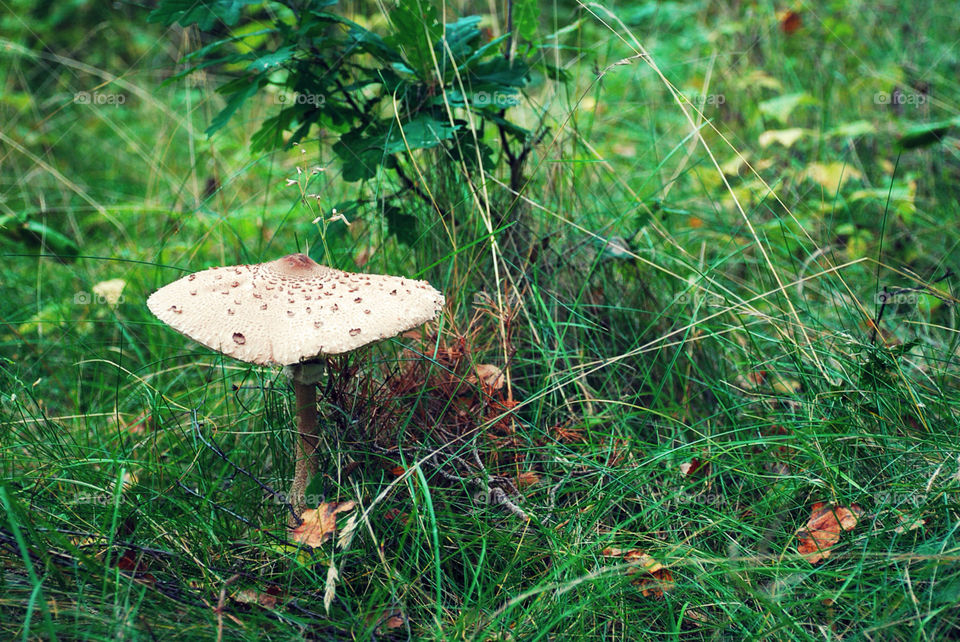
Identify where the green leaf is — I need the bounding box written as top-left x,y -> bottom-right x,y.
388,0 -> 443,78
148,0 -> 262,29
385,204 -> 419,245
897,117 -> 960,150
449,127 -> 495,169
758,92 -> 814,124
513,0 -> 540,41
333,128 -> 388,182
377,115 -> 459,154
443,16 -> 483,59
206,81 -> 261,136
827,120 -> 876,139
21,220 -> 79,259
348,24 -> 401,62
250,103 -> 311,153
247,46 -> 296,72
467,58 -> 529,87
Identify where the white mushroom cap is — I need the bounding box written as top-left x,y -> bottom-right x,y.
147,253 -> 444,366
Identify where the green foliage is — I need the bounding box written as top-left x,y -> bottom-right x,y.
149,0 -> 551,244
147,0 -> 264,30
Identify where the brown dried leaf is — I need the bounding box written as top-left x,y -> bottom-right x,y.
602,548 -> 674,598
796,502 -> 862,563
380,614 -> 405,632
465,364 -> 506,390
289,500 -> 357,548
893,513 -> 925,534
233,588 -> 279,609
637,569 -> 675,598
679,457 -> 709,477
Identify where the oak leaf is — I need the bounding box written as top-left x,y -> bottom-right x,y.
796,502 -> 862,563
290,501 -> 357,548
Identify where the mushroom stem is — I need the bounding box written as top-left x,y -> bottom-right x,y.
288,365 -> 321,527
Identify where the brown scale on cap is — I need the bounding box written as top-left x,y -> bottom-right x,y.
148,253 -> 444,366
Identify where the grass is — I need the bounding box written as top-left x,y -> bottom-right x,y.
3,0 -> 960,639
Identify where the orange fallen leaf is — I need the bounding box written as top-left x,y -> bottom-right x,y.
637,569 -> 675,598
796,502 -> 862,563
779,10 -> 802,34
290,501 -> 357,548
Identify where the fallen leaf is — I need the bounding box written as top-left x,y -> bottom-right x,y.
290,500 -> 357,548
796,502 -> 862,563
637,569 -> 675,598
720,153 -> 749,177
380,613 -> 405,632
466,364 -> 506,390
233,588 -> 279,609
602,548 -> 674,598
893,513 -> 925,534
771,377 -> 801,395
778,9 -> 802,34
679,457 -> 709,477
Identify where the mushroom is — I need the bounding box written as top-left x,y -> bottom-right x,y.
147,253 -> 444,525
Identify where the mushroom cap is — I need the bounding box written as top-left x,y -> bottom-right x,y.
147,253 -> 444,366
